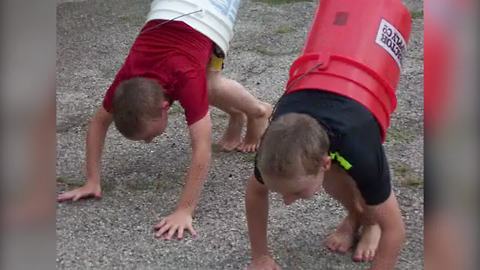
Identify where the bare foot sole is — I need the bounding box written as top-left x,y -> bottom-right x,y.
353,224 -> 382,262
217,112 -> 245,152
236,102 -> 273,153
325,214 -> 359,254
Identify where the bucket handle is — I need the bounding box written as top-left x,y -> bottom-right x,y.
289,53 -> 330,78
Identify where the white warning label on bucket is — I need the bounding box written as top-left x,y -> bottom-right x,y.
209,0 -> 241,24
375,19 -> 407,69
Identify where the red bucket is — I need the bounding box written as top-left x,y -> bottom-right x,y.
286,0 -> 412,141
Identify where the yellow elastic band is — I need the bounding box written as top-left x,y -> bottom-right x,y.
209,55 -> 224,71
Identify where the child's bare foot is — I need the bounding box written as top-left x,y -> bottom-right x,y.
325,214 -> 359,253
237,102 -> 272,153
353,224 -> 381,262
218,112 -> 245,151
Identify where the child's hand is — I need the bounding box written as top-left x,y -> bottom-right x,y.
57,182 -> 102,202
247,255 -> 281,270
153,209 -> 197,240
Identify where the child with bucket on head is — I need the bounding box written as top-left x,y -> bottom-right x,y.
246,101 -> 403,269
246,0 -> 411,268
57,1 -> 272,240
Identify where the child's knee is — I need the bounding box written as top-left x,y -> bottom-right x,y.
245,102 -> 268,118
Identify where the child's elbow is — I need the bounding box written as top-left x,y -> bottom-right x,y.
91,107 -> 113,128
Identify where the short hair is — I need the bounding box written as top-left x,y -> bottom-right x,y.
112,77 -> 165,138
257,113 -> 330,180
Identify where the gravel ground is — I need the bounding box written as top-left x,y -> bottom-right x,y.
56,0 -> 424,269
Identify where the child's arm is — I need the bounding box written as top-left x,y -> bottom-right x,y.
57,107 -> 112,202
366,192 -> 406,270
246,175 -> 281,269
154,113 -> 212,240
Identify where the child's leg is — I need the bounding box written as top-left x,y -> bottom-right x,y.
323,165 -> 364,253
207,71 -> 245,151
207,70 -> 272,153
208,91 -> 246,151
323,165 -> 382,262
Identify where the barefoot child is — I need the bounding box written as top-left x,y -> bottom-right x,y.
58,2 -> 271,240
246,91 -> 405,270
246,0 -> 411,267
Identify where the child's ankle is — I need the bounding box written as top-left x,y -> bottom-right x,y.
346,210 -> 363,229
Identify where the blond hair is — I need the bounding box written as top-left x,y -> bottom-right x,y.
112,77 -> 165,138
257,113 -> 330,180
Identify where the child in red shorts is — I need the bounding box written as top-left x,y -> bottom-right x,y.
58,12 -> 271,240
